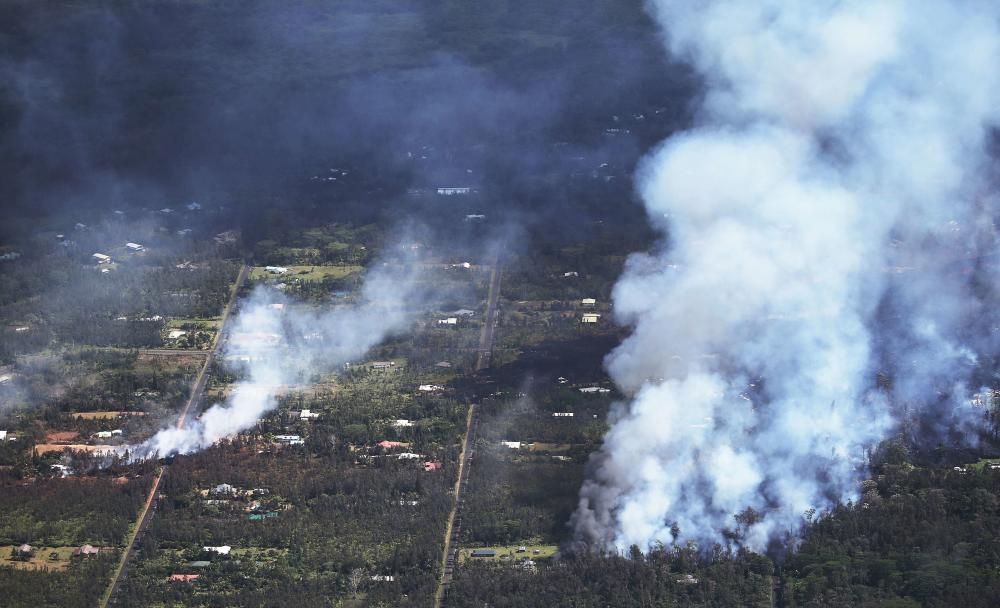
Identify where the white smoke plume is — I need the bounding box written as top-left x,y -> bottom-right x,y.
574,1 -> 1000,553
134,255 -> 423,458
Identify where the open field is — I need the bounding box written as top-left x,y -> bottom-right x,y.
250,265 -> 363,282
34,444 -> 118,456
459,544 -> 557,563
71,412 -> 147,420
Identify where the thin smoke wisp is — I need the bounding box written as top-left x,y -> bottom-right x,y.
574,0 -> 1000,552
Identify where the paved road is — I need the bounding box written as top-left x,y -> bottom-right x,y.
101,263 -> 249,607
436,256 -> 502,607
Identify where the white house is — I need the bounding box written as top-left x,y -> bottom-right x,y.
392,419 -> 414,428
552,412 -> 574,417
450,262 -> 472,269
94,431 -> 113,439
0,431 -> 8,441
300,409 -> 321,420
264,266 -> 288,274
438,318 -> 458,325
465,214 -> 486,221
451,309 -> 475,316
125,242 -> 145,252
579,387 -> 600,393
168,329 -> 187,340
92,253 -> 112,264
563,271 -> 578,277
203,546 -> 232,555
581,298 -> 597,307
274,435 -> 304,445
397,452 -> 424,460
0,374 -> 11,384
501,441 -> 521,449
581,313 -> 601,323
418,384 -> 444,392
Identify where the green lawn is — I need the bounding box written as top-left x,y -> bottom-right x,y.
459,544 -> 557,563
250,265 -> 363,282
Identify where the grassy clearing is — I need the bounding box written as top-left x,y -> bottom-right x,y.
971,458 -> 1000,471
250,265 -> 363,282
0,545 -> 81,571
459,544 -> 558,563
71,412 -> 147,420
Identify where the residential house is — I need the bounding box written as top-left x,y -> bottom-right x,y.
377,440 -> 407,449
92,253 -> 112,264
581,313 -> 601,323
274,435 -> 304,445
470,549 -> 496,558
392,419 -> 414,428
581,298 -> 597,307
73,545 -> 100,557
501,441 -> 522,449
423,461 -> 443,472
264,266 -> 288,274
0,431 -> 7,441
125,242 -> 145,252
203,545 -> 232,555
552,412 -> 574,417
438,318 -> 458,325
168,574 -> 200,582
300,409 -> 321,420
372,361 -> 395,369
418,384 -> 444,392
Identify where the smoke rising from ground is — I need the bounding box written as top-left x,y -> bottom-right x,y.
574,1 -> 1000,552
134,256 -> 423,458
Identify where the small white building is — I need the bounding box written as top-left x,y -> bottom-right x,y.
125,242 -> 145,252
300,409 -> 321,420
581,298 -> 597,307
94,431 -> 113,439
92,253 -> 112,264
581,313 -> 601,323
418,384 -> 444,392
274,434 -> 304,445
168,329 -> 187,340
264,266 -> 289,275
563,271 -> 578,277
438,318 -> 458,325
465,214 -> 486,221
203,546 -> 232,555
552,412 -> 574,417
450,262 -> 471,269
0,374 -> 11,384
501,441 -> 521,449
0,431 -> 8,441
397,452 -> 424,460
392,419 -> 415,428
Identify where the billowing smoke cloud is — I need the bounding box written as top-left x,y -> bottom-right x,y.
574,1 -> 1000,552
134,256 -> 423,458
